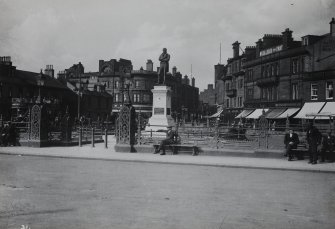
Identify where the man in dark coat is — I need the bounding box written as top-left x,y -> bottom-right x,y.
320,132 -> 335,162
284,128 -> 300,161
154,126 -> 178,155
306,123 -> 322,164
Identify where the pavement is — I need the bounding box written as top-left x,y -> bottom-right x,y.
1,139 -> 335,173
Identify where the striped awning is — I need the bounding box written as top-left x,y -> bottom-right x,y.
245,109 -> 269,119
294,102 -> 325,119
307,102 -> 335,119
209,109 -> 223,118
274,108 -> 300,119
265,108 -> 286,119
235,109 -> 255,119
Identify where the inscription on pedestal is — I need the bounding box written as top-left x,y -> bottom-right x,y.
154,108 -> 164,115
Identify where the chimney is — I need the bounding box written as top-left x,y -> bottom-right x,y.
146,59 -> 153,71
0,56 -> 12,65
282,28 -> 293,49
44,65 -> 54,78
232,41 -> 240,58
330,17 -> 335,36
191,77 -> 195,87
172,66 -> 177,76
245,46 -> 256,61
255,39 -> 263,58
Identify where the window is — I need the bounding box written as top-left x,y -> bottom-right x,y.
238,97 -> 243,107
247,88 -> 253,98
225,82 -> 230,91
135,80 -> 140,88
238,79 -> 243,89
276,62 -> 279,75
226,99 -> 229,108
311,84 -> 318,100
267,87 -> 273,101
326,81 -> 334,99
114,94 -> 119,102
114,81 -> 119,89
233,98 -> 236,107
247,69 -> 253,81
292,59 -> 298,74
271,65 -> 275,76
143,94 -> 150,103
133,94 -> 140,103
261,66 -> 265,78
123,94 -> 127,102
292,83 -> 298,100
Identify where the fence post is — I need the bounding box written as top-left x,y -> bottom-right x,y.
137,111 -> 141,145
91,128 -> 95,148
215,118 -> 219,149
105,129 -> 108,149
79,127 -> 82,147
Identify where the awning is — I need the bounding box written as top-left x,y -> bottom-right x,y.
235,109 -> 255,119
265,108 -> 286,119
293,102 -> 325,119
307,102 -> 335,119
209,110 -> 223,118
245,109 -> 269,119
274,108 -> 300,119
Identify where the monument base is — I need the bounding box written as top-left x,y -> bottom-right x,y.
145,116 -> 175,132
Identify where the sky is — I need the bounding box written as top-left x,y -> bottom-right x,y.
0,0 -> 334,91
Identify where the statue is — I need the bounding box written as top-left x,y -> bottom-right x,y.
158,48 -> 170,84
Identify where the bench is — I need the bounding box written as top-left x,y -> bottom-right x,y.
153,143 -> 199,156
291,142 -> 308,160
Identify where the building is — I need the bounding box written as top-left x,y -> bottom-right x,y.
214,41 -> 246,122
60,58 -> 200,122
239,18 -> 335,121
0,57 -> 76,121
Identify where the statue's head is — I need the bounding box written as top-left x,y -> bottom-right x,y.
163,48 -> 167,53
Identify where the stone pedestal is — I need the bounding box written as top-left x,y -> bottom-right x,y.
146,85 -> 175,131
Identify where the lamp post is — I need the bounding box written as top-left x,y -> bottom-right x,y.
37,69 -> 46,104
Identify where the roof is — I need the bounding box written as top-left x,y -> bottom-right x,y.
15,70 -> 69,90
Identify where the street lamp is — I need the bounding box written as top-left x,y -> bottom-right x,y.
37,69 -> 46,104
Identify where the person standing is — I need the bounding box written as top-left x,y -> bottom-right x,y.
306,123 -> 322,164
320,132 -> 335,162
284,128 -> 300,161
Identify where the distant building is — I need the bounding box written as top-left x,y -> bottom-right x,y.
60,58 -> 200,122
0,57 -> 76,121
219,41 -> 246,122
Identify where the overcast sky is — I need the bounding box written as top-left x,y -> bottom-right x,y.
0,0 -> 334,90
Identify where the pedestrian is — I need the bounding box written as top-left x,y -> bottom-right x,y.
320,131 -> 335,162
154,126 -> 178,155
284,128 -> 300,161
306,123 -> 322,164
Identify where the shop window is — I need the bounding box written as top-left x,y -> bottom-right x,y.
311,84 -> 318,100
326,82 -> 333,100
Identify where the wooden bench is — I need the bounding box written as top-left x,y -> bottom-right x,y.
153,143 -> 199,156
291,142 -> 308,160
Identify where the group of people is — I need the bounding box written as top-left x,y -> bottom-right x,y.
0,122 -> 17,147
284,123 -> 335,164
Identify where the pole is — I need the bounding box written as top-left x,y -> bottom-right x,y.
104,129 -> 108,148
77,73 -> 81,120
79,127 -> 82,147
91,127 -> 95,148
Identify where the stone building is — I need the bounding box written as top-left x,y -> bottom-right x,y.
0,57 -> 76,121
61,58 -> 199,122
239,18 -> 335,120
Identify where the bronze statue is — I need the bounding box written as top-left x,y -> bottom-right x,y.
158,48 -> 170,84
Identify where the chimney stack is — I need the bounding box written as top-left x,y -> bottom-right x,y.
44,65 -> 54,78
330,17 -> 335,36
232,41 -> 240,58
191,77 -> 195,87
146,59 -> 153,71
255,39 -> 263,58
282,28 -> 293,49
172,66 -> 177,76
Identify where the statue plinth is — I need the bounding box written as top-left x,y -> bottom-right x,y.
145,85 -> 175,132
